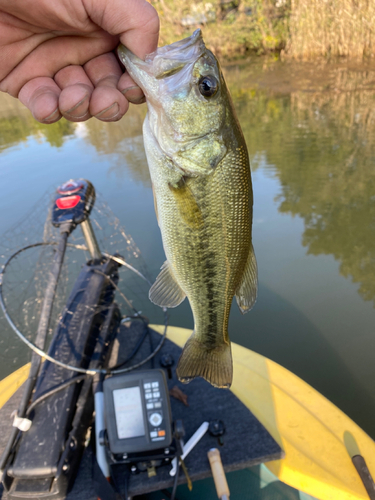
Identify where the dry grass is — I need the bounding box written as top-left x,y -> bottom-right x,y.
287,0 -> 375,59
152,0 -> 289,59
152,0 -> 375,60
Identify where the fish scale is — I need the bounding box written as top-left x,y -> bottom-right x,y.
118,29 -> 257,388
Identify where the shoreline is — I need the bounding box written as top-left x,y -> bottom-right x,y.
151,0 -> 375,61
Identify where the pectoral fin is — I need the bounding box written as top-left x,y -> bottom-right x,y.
149,261 -> 186,308
235,244 -> 258,314
169,178 -> 203,229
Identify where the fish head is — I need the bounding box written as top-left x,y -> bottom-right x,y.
118,30 -> 230,175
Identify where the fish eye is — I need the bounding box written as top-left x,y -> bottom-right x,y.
198,76 -> 219,98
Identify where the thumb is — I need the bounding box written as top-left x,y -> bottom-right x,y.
83,0 -> 159,59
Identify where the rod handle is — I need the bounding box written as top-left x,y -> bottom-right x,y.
352,455 -> 375,500
208,448 -> 230,500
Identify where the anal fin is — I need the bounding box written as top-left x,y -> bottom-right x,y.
235,243 -> 258,314
149,261 -> 186,308
176,335 -> 232,389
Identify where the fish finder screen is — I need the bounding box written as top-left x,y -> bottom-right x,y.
113,386 -> 145,439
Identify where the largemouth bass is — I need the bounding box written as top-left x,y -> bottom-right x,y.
118,30 -> 257,388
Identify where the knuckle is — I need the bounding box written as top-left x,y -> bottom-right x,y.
140,5 -> 160,35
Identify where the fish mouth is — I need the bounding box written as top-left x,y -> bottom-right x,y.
117,29 -> 206,100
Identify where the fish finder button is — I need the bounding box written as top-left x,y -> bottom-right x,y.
149,412 -> 163,427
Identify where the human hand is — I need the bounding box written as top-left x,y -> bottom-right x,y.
0,0 -> 159,123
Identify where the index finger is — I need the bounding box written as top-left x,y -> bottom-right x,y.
85,0 -> 159,60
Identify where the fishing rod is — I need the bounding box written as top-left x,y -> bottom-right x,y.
0,180 -> 95,472
0,232 -> 70,469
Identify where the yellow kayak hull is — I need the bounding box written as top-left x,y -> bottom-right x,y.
1,326 -> 375,500
0,363 -> 30,410
151,325 -> 375,500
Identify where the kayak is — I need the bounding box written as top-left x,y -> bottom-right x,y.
152,325 -> 375,500
1,325 -> 375,500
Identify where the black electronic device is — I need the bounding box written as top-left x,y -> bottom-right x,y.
52,178 -> 95,228
103,370 -> 173,457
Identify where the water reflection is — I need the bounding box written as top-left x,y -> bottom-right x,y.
227,61 -> 375,306
0,96 -> 75,150
1,62 -> 375,308
0,94 -> 149,185
83,115 -> 150,186
1,62 -> 375,306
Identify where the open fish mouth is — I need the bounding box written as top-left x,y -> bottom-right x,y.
117,29 -> 206,100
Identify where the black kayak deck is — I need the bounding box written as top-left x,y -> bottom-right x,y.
0,324 -> 283,499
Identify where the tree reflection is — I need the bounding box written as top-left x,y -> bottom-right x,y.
0,94 -> 75,150
0,93 -> 151,185
83,110 -> 151,186
228,63 -> 375,305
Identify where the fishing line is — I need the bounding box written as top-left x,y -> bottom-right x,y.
90,267 -> 144,318
102,252 -> 152,286
0,242 -> 168,376
26,375 -> 87,416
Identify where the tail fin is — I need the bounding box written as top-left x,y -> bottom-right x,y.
176,335 -> 232,389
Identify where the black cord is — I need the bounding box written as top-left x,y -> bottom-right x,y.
110,464 -> 128,500
110,322 -> 150,371
26,375 -> 87,416
149,327 -> 155,369
90,267 -> 155,372
171,458 -> 180,500
90,268 -> 142,318
123,466 -> 129,500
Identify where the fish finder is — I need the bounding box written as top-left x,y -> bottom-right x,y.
103,370 -> 173,457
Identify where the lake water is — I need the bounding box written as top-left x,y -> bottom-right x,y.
1,57 -> 375,441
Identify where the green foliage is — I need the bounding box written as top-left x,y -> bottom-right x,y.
0,103 -> 76,152
152,0 -> 290,58
153,0 -> 374,59
35,120 -> 75,148
0,116 -> 31,151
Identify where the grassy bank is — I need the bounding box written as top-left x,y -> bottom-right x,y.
287,0 -> 375,59
153,0 -> 289,58
151,0 -> 375,60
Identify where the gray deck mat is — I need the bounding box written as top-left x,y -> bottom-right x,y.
0,324 -> 283,498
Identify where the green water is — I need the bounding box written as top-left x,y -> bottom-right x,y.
1,57 -> 375,445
